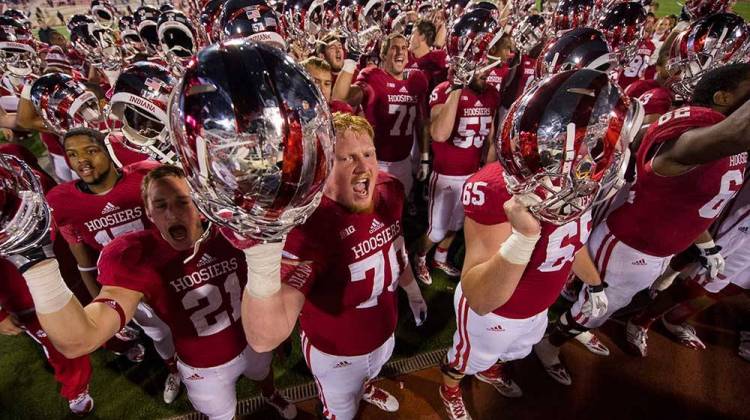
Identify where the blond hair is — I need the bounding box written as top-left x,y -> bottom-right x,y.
332,112 -> 374,141
301,56 -> 332,73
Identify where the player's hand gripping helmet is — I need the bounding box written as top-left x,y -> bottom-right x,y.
0,154 -> 51,258
30,73 -> 104,135
596,1 -> 647,64
666,13 -> 750,98
498,68 -> 644,224
169,39 -> 335,241
447,7 -> 501,86
107,62 -> 178,164
536,27 -> 617,78
219,0 -> 286,49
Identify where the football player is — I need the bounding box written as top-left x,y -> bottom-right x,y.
46,128 -> 181,403
628,173 -> 750,357
334,33 -> 430,196
407,19 -> 448,92
438,70 -> 625,419
539,64 -> 750,369
413,63 -> 501,285
19,164 -> 297,420
238,113 -> 428,420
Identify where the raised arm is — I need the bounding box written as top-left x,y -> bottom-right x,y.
239,242 -> 306,353
22,258 -> 142,358
461,196 -> 541,315
430,88 -> 462,142
656,100 -> 750,174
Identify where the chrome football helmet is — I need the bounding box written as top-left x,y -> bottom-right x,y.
218,0 -> 287,49
498,68 -> 643,224
667,13 -> 750,98
0,154 -> 51,258
134,6 -> 162,55
596,1 -> 647,64
447,7 -> 500,86
536,27 -> 617,78
107,62 -> 178,164
512,14 -> 547,56
91,0 -> 117,29
340,0 -> 384,57
29,73 -> 104,135
169,39 -> 335,241
551,0 -> 595,36
0,16 -> 39,78
158,10 -> 200,72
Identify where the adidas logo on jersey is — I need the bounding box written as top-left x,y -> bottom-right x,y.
473,100 -> 483,107
487,324 -> 504,332
399,86 -> 409,94
369,218 -> 385,234
632,259 -> 647,266
333,361 -> 352,368
185,373 -> 204,381
197,253 -> 217,267
101,202 -> 120,214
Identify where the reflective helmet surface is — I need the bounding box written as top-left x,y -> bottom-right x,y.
30,73 -> 104,135
667,13 -> 750,98
169,39 -> 335,240
536,27 -> 616,78
498,69 -> 643,224
0,154 -> 51,258
108,62 -> 178,163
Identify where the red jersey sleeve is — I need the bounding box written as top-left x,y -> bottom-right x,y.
354,67 -> 378,107
408,69 -> 430,120
463,163 -> 512,226
58,223 -> 83,244
97,234 -> 159,298
281,228 -> 323,296
429,81 -> 450,109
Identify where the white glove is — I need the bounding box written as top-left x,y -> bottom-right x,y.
696,240 -> 725,280
580,283 -> 608,319
401,280 -> 427,326
416,153 -> 430,182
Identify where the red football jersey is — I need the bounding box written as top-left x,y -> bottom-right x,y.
617,40 -> 657,89
98,228 -> 247,367
46,160 -> 158,251
429,81 -> 500,176
502,54 -> 537,107
463,163 -> 592,318
355,67 -> 429,162
607,107 -> 748,257
407,49 -> 448,92
0,258 -> 34,314
282,173 -> 406,356
486,63 -> 510,94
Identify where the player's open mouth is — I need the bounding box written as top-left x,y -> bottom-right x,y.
168,224 -> 188,241
352,177 -> 370,198
78,163 -> 94,177
394,56 -> 405,64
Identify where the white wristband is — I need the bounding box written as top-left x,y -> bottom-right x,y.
420,152 -> 430,161
22,259 -> 73,314
243,240 -> 286,299
499,229 -> 541,265
401,279 -> 423,300
342,59 -> 357,74
696,240 -> 716,250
